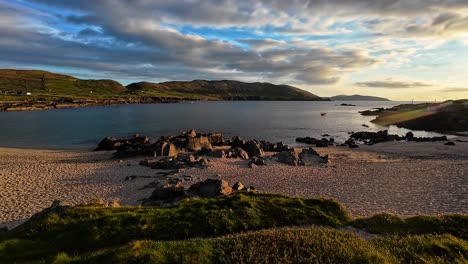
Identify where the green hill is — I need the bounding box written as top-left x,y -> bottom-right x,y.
127,80 -> 324,100
0,69 -> 127,99
0,69 -> 326,101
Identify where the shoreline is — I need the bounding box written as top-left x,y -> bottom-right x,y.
1,141 -> 467,229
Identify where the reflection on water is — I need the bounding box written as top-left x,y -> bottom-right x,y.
0,101 -> 449,149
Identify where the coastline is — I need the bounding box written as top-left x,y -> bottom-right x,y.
1,141 -> 467,229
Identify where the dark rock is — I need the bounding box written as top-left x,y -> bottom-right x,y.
406,132 -> 414,139
248,156 -> 267,167
95,136 -> 121,151
208,133 -> 225,146
153,141 -> 180,157
188,179 -> 233,198
228,147 -> 249,159
445,141 -> 456,146
299,147 -> 329,165
232,181 -> 245,191
275,151 -> 304,166
206,149 -> 227,158
243,140 -> 265,157
187,135 -> 212,151
29,200 -> 71,220
230,136 -> 245,148
147,183 -> 186,201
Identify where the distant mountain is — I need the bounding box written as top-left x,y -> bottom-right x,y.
127,80 -> 326,101
0,69 -> 327,101
331,94 -> 390,101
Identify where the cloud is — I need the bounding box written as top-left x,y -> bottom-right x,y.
0,0 -> 465,90
442,87 -> 468,92
355,80 -> 433,89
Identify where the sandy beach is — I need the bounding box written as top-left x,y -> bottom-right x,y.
1,140 -> 467,229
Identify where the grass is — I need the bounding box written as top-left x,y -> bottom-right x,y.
0,192 -> 467,263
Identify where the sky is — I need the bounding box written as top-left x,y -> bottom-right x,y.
1,0 -> 468,101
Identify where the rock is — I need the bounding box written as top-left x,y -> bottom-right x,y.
232,181 -> 245,191
362,124 -> 370,128
405,131 -> 414,139
445,141 -> 456,146
29,200 -> 71,220
315,138 -> 331,148
207,149 -> 227,158
196,147 -> 213,156
148,183 -> 186,201
94,137 -> 121,151
128,134 -> 150,145
276,151 -> 304,166
248,156 -> 267,167
154,141 -> 180,157
296,137 -> 318,145
299,147 -> 329,165
198,158 -> 210,166
243,140 -> 265,157
187,136 -> 212,151
230,136 -> 245,148
107,200 -> 120,208
228,147 -> 249,159
188,179 -> 232,198
208,133 -> 225,146
185,129 -> 197,138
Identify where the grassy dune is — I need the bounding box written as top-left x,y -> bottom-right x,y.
1,193 -> 467,263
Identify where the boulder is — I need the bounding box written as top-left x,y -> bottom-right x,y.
232,181 -> 245,191
95,136 -> 121,151
187,136 -> 213,151
208,133 -> 225,146
29,200 -> 71,220
188,179 -> 232,198
276,151 -> 303,166
228,147 -> 249,160
207,149 -> 227,158
243,140 -> 265,157
230,136 -> 245,148
248,156 -> 267,167
445,141 -> 456,146
405,131 -> 414,139
149,183 -> 186,201
154,141 -> 180,157
299,147 -> 329,165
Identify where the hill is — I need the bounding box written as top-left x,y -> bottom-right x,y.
332,94 -> 390,101
127,80 -> 325,100
0,69 -> 327,102
0,69 -> 127,99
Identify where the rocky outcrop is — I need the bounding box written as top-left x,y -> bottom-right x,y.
275,151 -> 304,166
140,155 -> 210,170
29,200 -> 71,221
296,137 -> 334,147
143,179 -> 256,206
95,135 -> 150,151
188,179 -> 233,198
299,148 -> 329,165
350,130 -> 447,145
206,147 -> 249,160
248,156 -> 268,167
153,141 -> 180,157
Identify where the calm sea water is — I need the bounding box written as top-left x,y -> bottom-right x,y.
0,101 -> 447,149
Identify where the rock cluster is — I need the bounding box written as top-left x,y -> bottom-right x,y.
140,154 -> 210,170
296,137 -> 334,147
142,179 -> 256,206
275,147 -> 328,166
350,130 -> 447,145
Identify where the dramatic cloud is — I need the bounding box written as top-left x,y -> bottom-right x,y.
356,80 -> 433,89
0,0 -> 467,99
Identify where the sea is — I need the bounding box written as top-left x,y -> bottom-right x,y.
0,101 -> 448,149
